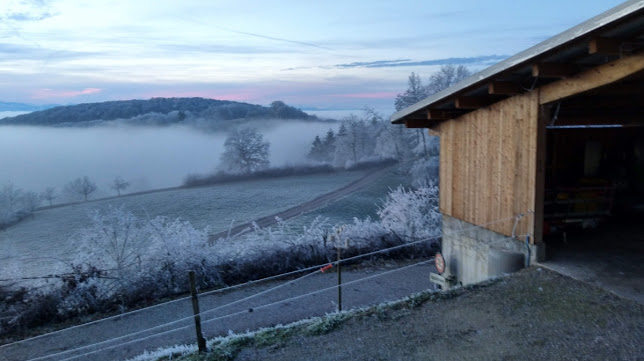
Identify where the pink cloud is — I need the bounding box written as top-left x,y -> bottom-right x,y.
32,88 -> 102,99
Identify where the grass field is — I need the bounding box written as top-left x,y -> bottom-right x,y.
291,170 -> 409,230
0,170 -> 378,283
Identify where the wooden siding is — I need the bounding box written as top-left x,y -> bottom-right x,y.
436,92 -> 539,240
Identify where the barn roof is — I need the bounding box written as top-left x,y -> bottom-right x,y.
391,0 -> 644,127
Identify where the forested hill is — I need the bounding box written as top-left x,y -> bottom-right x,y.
0,98 -> 318,126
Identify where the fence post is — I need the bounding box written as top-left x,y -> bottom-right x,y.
189,270 -> 207,353
337,246 -> 342,312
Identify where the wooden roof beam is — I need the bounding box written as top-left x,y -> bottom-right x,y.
589,37 -> 626,55
488,81 -> 522,95
532,62 -> 578,78
454,96 -> 492,109
404,119 -> 432,128
552,116 -> 643,126
540,53 -> 644,104
426,109 -> 463,120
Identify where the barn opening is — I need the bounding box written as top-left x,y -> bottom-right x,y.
540,71 -> 644,304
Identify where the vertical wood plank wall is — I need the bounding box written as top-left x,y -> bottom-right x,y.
437,91 -> 539,239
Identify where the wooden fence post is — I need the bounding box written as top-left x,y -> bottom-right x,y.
337,246 -> 342,312
189,270 -> 207,353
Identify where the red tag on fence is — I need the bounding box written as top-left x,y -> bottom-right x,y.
320,264 -> 333,273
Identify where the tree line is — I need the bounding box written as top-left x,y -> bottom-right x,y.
211,64 -> 472,184
0,176 -> 132,229
305,64 -> 471,183
0,97 -> 315,126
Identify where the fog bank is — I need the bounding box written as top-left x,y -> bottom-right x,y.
0,121 -> 337,199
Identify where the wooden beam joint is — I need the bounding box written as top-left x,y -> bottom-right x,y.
532,62 -> 578,78
489,81 -> 522,95
404,119 -> 432,128
539,54 -> 644,104
426,109 -> 462,120
455,96 -> 492,109
589,37 -> 625,55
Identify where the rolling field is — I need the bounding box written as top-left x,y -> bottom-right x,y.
0,170 -> 377,283
291,170 -> 409,229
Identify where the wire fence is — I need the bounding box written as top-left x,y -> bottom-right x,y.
1,213 -> 524,361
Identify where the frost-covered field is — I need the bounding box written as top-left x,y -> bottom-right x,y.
292,171 -> 409,229
0,170 -> 369,282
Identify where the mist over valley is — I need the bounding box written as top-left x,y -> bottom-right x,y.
0,120 -> 340,197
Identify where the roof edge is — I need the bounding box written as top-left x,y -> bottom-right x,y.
391,0 -> 644,124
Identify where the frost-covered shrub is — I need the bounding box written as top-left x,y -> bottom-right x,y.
146,216 -> 211,292
213,217 -> 335,282
377,182 -> 441,242
57,263 -> 105,314
74,205 -> 150,277
340,217 -> 388,244
72,206 -> 215,297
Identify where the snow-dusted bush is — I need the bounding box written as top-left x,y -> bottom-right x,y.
0,183 -> 41,229
377,182 -> 441,242
339,217 -> 388,245
146,216 -> 212,292
71,205 -> 215,297
74,206 -> 150,277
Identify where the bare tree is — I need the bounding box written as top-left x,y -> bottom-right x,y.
394,72 -> 429,112
66,176 -> 98,201
1,183 -> 22,214
395,65 -> 472,112
0,183 -> 22,224
21,191 -> 41,212
426,64 -> 471,95
41,187 -> 56,206
395,65 -> 472,160
110,176 -> 130,196
220,127 -> 270,174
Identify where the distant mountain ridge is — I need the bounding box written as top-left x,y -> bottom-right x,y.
0,98 -> 318,126
0,101 -> 58,112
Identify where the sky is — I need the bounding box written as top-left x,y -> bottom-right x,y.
0,0 -> 627,114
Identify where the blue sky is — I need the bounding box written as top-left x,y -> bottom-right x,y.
0,0 -> 626,113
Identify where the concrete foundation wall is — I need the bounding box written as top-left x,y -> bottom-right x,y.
442,215 -> 545,286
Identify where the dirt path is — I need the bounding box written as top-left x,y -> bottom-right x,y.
208,166 -> 393,242
0,261 -> 436,361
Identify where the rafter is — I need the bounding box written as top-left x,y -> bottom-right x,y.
589,37 -> 626,55
488,81 -> 522,95
426,109 -> 463,120
539,54 -> 644,104
455,96 -> 492,109
404,119 -> 432,128
532,62 -> 578,78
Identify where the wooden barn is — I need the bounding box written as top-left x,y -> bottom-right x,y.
392,1 -> 644,286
